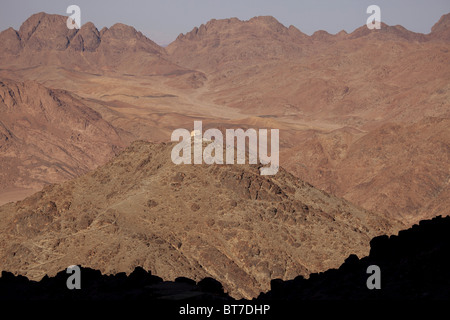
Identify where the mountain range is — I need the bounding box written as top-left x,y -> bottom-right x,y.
1,12 -> 448,222
0,11 -> 449,300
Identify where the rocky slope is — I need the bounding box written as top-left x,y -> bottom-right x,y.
0,141 -> 402,299
1,215 -> 448,302
0,78 -> 129,204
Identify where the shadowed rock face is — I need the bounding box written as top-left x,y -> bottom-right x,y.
0,140 -> 401,300
17,12 -> 78,51
0,78 -> 127,199
69,22 -> 101,52
0,266 -> 231,301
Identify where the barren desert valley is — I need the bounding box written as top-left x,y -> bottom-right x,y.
0,9 -> 449,302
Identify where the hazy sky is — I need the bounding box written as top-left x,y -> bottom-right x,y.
0,0 -> 449,45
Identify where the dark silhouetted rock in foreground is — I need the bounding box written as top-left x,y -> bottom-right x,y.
257,215 -> 450,300
0,266 -> 231,301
